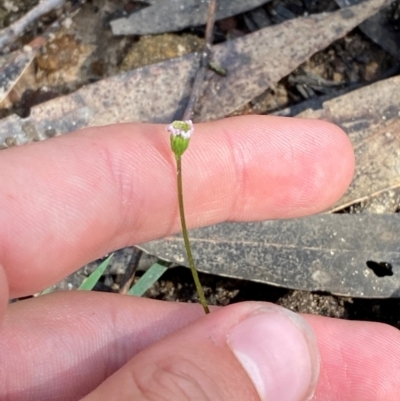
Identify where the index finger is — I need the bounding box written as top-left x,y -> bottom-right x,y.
0,116 -> 354,297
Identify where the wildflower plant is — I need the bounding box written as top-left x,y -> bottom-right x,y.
167,120 -> 210,314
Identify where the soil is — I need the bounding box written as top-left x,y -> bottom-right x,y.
0,0 -> 39,29
140,266 -> 400,327
2,0 -> 400,328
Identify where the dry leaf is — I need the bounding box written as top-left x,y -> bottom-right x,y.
0,48 -> 36,103
0,0 -> 391,145
195,0 -> 394,120
140,214 -> 400,298
335,0 -> 400,60
111,0 -> 271,36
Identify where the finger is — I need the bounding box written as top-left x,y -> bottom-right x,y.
0,265 -> 8,323
82,302 -> 320,401
0,292 -> 206,401
1,295 -> 319,401
306,314 -> 400,400
0,116 -> 354,296
2,294 -> 400,401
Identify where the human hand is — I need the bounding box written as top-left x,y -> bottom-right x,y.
0,116 -> 399,401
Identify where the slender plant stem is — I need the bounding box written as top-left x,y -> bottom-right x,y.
176,157 -> 210,314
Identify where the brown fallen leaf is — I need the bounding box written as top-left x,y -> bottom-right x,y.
111,0 -> 271,36
0,0 -> 391,145
335,0 -> 400,61
0,47 -> 37,104
194,0 -> 394,120
140,214 -> 400,298
0,0 -> 66,50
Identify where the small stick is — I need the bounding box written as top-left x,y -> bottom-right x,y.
182,0 -> 217,121
119,248 -> 143,295
0,0 -> 67,50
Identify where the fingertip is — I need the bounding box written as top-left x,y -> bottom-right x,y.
215,115 -> 355,219
283,117 -> 355,214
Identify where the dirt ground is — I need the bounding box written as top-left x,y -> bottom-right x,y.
2,0 -> 400,328
141,266 -> 400,327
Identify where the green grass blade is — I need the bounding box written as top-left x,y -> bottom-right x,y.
38,286 -> 54,296
128,263 -> 168,296
79,254 -> 114,291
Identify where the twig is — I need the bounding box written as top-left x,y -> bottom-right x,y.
119,248 -> 143,294
182,0 -> 217,121
0,0 -> 67,50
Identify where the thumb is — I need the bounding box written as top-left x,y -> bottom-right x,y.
82,302 -> 320,401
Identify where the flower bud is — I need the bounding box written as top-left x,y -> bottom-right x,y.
167,120 -> 194,158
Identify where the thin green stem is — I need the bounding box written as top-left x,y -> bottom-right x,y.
176,156 -> 210,314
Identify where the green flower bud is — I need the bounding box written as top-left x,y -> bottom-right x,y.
167,120 -> 194,158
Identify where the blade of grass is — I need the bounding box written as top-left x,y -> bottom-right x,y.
78,253 -> 114,291
128,263 -> 168,296
38,286 -> 54,295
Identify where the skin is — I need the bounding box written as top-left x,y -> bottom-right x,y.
0,115 -> 399,400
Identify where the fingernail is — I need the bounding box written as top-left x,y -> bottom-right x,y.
227,305 -> 319,401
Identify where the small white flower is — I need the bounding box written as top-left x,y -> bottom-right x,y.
167,120 -> 194,139
167,120 -> 194,158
